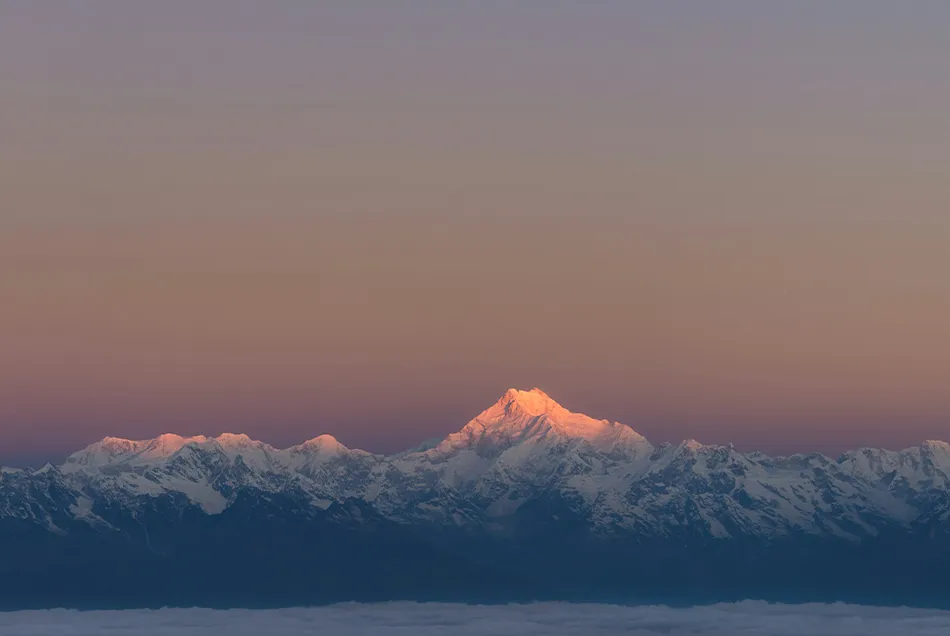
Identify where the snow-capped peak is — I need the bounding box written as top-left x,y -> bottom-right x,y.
199,434 -> 281,469
99,437 -> 142,454
213,433 -> 255,447
63,433 -> 211,472
63,437 -> 143,472
289,434 -> 348,454
436,388 -> 653,456
922,439 -> 950,454
679,439 -> 705,452
141,434 -> 208,456
498,388 -> 567,417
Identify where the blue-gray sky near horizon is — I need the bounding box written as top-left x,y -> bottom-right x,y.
2,2 -> 950,465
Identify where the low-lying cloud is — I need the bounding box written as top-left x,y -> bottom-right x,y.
2,601 -> 950,635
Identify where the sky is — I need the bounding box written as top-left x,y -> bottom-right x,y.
2,2 -> 950,465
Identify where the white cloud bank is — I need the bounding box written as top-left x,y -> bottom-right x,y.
2,601 -> 950,636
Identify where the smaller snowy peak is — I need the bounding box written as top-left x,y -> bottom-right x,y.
198,434 -> 282,470
919,440 -> 950,472
100,436 -> 141,452
679,439 -> 705,453
63,437 -> 144,471
140,434 -> 208,458
281,435 -> 368,473
59,430 -> 375,477
63,434 -> 210,472
921,440 -> 950,456
206,433 -> 280,456
647,439 -> 708,461
288,434 -> 348,455
213,433 -> 256,447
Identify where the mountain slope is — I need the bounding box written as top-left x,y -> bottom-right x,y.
5,388 -> 949,538
1,388 -> 949,607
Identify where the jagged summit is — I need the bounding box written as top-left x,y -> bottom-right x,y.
64,433 -> 261,472
498,387 -> 566,417
62,430 -> 363,476
214,433 -> 256,447
145,433 -> 209,454
922,440 -> 950,455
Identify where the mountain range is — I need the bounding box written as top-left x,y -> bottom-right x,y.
2,388 -> 950,609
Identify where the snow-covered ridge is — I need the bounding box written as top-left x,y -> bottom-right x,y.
4,388 -> 950,541
54,389 -> 950,469
61,389 -> 651,471
63,431 -> 358,472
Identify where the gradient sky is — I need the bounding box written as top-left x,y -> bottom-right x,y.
3,2 -> 950,465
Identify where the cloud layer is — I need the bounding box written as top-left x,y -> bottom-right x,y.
3,601 -> 950,636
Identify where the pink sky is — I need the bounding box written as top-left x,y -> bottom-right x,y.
2,3 -> 950,463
